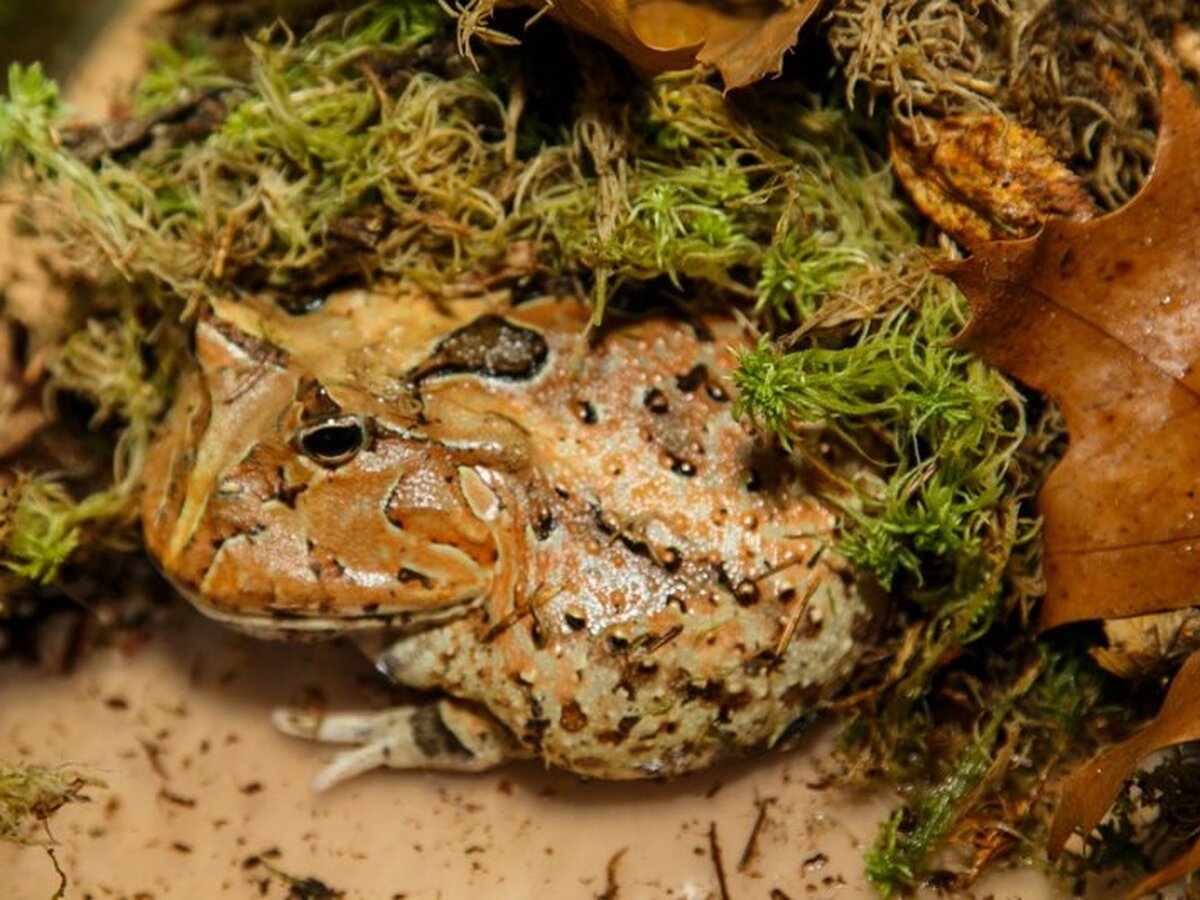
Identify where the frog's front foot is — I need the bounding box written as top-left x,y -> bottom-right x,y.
273,698 -> 527,789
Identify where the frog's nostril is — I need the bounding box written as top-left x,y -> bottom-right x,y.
297,416 -> 368,466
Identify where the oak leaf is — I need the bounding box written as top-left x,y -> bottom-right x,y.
944,68 -> 1200,632
890,114 -> 1097,246
943,69 -> 1200,896
503,0 -> 825,89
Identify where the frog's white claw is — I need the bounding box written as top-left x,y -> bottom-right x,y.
272,700 -> 524,790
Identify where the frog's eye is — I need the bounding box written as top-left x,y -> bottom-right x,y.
297,415 -> 368,467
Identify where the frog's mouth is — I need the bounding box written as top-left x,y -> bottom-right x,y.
167,569 -> 477,639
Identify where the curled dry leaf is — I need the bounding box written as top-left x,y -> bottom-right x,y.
890,114 -> 1097,247
943,68 -> 1200,895
501,0 -> 825,89
943,67 -> 1200,631
1092,609 -> 1200,679
1046,650 -> 1200,898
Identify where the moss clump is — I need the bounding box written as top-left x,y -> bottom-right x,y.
0,760 -> 99,896
827,0 -> 1192,207
0,761 -> 97,843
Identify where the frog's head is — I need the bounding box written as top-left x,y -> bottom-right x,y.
141,302 -> 521,634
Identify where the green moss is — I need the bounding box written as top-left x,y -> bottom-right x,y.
734,261 -> 1024,600
0,761 -> 97,843
0,761 -> 99,897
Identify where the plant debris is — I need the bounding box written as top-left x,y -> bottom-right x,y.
890,114 -> 1097,245
0,761 -> 97,843
456,0 -> 826,89
828,0 -> 1191,207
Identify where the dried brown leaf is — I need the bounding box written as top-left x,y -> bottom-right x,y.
943,67 -> 1200,895
505,0 -> 824,89
943,68 -> 1200,631
1046,649 -> 1200,896
1091,609 -> 1200,679
891,114 -> 1097,246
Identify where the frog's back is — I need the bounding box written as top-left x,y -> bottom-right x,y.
390,297 -> 875,777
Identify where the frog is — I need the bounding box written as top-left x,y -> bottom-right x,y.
140,286 -> 879,788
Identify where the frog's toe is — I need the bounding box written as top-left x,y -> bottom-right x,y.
272,699 -> 525,789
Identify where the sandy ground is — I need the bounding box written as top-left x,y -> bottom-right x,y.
0,2 -> 1130,897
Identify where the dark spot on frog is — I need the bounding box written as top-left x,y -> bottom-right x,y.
777,587 -> 797,604
409,314 -> 549,382
412,704 -> 471,759
633,660 -> 660,680
397,567 -> 434,588
590,503 -> 617,536
743,651 -> 779,676
781,681 -> 824,709
799,609 -> 824,638
564,612 -> 587,631
734,579 -> 760,606
658,547 -> 682,572
361,602 -> 380,614
274,468 -> 308,508
575,400 -> 598,424
706,382 -> 729,403
665,593 -> 688,613
1111,258 -> 1135,279
683,680 -> 722,704
607,633 -> 631,652
529,619 -> 547,648
533,510 -> 556,540
717,693 -> 750,724
676,364 -> 708,393
559,701 -> 588,733
597,716 -> 640,746
668,454 -> 697,477
523,712 -> 550,750
643,388 -> 670,414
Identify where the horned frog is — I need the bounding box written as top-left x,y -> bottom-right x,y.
141,288 -> 877,787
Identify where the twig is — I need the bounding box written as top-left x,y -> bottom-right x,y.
709,821 -> 732,900
738,797 -> 775,871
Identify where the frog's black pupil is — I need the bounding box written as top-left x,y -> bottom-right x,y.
299,418 -> 365,464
